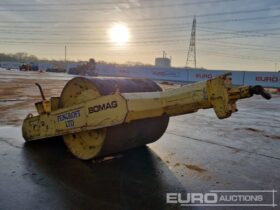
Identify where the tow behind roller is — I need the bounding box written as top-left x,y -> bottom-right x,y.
22,74 -> 271,160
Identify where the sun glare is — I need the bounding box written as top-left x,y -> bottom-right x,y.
109,23 -> 129,45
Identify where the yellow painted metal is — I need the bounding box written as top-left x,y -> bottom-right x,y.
229,86 -> 252,101
35,100 -> 51,114
122,75 -> 244,120
123,80 -> 210,121
50,97 -> 60,111
206,75 -> 231,119
60,82 -> 107,159
35,97 -> 60,114
22,74 -> 257,159
22,91 -> 128,141
63,129 -> 106,160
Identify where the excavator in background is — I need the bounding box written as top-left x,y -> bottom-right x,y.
68,58 -> 97,76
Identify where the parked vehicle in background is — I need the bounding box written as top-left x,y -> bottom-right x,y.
19,63 -> 39,71
68,58 -> 97,76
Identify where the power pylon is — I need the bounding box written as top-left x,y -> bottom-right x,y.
186,16 -> 196,68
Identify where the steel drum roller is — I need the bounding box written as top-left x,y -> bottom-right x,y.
59,77 -> 169,160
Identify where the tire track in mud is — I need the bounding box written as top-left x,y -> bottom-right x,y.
0,138 -> 22,149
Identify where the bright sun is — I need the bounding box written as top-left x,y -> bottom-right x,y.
109,23 -> 129,45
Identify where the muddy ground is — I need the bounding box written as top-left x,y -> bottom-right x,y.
0,68 -> 279,210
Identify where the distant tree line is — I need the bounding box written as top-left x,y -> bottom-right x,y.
0,52 -> 38,62
98,60 -> 153,67
0,52 -> 154,68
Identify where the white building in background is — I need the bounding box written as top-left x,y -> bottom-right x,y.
155,51 -> 171,68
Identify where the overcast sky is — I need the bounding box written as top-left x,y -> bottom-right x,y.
0,0 -> 280,70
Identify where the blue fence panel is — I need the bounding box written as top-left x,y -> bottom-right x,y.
147,67 -> 188,82
243,71 -> 279,88
230,71 -> 245,85
92,64 -> 280,88
188,69 -> 226,82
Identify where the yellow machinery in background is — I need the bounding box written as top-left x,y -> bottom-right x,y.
22,74 -> 271,160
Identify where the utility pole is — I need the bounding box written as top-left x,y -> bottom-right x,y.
64,45 -> 68,72
186,16 -> 196,68
65,45 -> 67,63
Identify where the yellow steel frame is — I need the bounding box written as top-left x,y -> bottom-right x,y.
22,75 -> 252,142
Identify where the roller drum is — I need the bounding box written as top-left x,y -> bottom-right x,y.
59,77 -> 169,159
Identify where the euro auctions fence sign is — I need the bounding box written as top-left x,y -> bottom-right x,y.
95,64 -> 280,88
188,70 -> 279,87
188,69 -> 225,82
188,70 -> 245,85
243,71 -> 279,87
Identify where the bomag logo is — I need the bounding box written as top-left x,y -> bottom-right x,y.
88,101 -> 118,114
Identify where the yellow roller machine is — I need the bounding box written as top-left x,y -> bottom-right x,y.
22,74 -> 271,160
